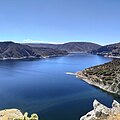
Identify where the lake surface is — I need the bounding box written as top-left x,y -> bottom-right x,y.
0,53 -> 120,120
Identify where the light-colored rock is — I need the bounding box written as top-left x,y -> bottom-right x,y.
93,99 -> 110,119
80,100 -> 120,120
0,109 -> 38,120
80,110 -> 96,120
112,100 -> 120,114
0,109 -> 23,120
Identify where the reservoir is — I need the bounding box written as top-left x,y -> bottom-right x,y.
0,53 -> 119,120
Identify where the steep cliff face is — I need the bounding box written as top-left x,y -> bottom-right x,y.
76,59 -> 120,95
80,100 -> 120,120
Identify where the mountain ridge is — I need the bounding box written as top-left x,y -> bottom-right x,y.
92,42 -> 120,58
26,42 -> 101,53
0,41 -> 68,60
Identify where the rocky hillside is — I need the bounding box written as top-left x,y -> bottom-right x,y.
80,99 -> 120,120
92,42 -> 120,58
0,42 -> 68,60
26,42 -> 101,53
76,59 -> 120,95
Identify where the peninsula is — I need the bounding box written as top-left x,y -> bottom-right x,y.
76,59 -> 120,95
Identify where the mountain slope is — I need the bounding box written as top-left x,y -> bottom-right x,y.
0,42 -> 68,59
76,59 -> 120,95
26,42 -> 101,53
59,42 -> 101,52
92,42 -> 120,58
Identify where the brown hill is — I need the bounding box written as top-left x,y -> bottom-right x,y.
0,41 -> 68,60
26,42 -> 101,53
92,42 -> 120,58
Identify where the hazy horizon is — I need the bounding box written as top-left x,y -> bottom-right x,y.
0,39 -> 120,46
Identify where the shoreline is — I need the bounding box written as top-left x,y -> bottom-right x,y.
96,53 -> 120,59
0,54 -> 67,61
1,53 -> 120,61
0,56 -> 41,60
104,55 -> 120,59
76,71 -> 116,94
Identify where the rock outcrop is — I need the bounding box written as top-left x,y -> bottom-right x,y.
80,100 -> 120,120
0,109 -> 38,120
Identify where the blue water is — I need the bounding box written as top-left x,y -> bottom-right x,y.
0,53 -> 119,120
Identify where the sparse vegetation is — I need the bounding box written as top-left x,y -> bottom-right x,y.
77,59 -> 120,95
84,59 -> 120,84
92,42 -> 120,57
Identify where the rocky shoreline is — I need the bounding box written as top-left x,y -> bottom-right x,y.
0,54 -> 67,61
76,59 -> 120,95
76,71 -> 116,94
104,55 -> 120,59
80,99 -> 120,120
0,109 -> 38,120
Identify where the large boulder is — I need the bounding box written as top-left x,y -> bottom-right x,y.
112,100 -> 120,114
80,99 -> 120,120
93,99 -> 110,119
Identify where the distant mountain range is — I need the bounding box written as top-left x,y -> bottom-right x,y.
0,41 -> 120,60
26,42 -> 101,53
0,42 -> 67,60
92,42 -> 120,58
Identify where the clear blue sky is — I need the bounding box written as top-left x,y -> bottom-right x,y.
0,0 -> 120,45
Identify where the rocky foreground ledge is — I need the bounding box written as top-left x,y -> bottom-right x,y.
0,109 -> 38,120
80,100 -> 120,120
